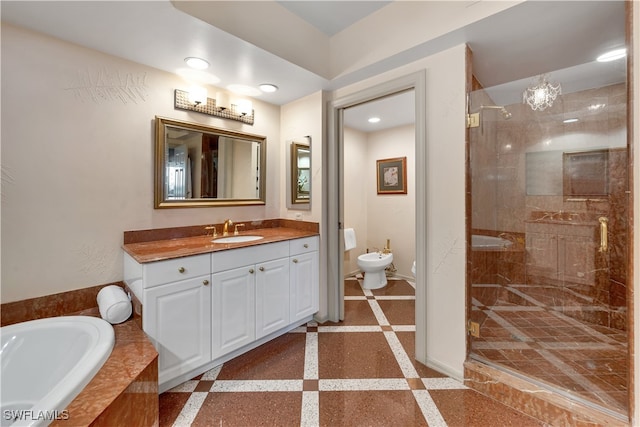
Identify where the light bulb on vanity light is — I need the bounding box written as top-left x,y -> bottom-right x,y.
236,99 -> 253,116
188,86 -> 207,105
216,92 -> 229,111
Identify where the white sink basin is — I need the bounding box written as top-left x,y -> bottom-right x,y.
213,235 -> 264,244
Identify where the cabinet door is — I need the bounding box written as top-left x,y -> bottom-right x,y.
560,234 -> 596,285
144,276 -> 212,386
256,258 -> 290,339
290,251 -> 319,322
212,266 -> 256,358
525,232 -> 558,279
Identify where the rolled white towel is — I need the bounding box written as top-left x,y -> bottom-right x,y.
97,285 -> 132,324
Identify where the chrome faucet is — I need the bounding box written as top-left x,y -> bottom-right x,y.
223,219 -> 234,236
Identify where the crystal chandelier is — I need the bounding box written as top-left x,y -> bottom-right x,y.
522,74 -> 561,111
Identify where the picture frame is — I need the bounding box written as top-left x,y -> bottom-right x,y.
376,156 -> 407,195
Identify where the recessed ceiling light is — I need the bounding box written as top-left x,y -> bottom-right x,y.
259,84 -> 278,93
368,117 -> 381,123
596,48 -> 626,62
563,118 -> 579,124
184,57 -> 210,70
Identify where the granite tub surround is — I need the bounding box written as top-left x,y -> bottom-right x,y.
0,292 -> 158,426
51,308 -> 159,426
1,282 -> 117,327
123,219 -> 319,263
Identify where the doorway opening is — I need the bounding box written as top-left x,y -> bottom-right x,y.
326,71 -> 427,364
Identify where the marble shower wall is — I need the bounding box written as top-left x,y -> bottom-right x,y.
470,82 -> 628,330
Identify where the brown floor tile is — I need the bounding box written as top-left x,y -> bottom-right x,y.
318,332 -> 404,379
430,389 -> 545,426
377,299 -> 415,325
217,332 -> 306,380
158,392 -> 191,427
344,279 -> 365,296
319,390 -> 427,426
192,392 -> 302,427
324,300 -> 379,326
370,279 -> 415,296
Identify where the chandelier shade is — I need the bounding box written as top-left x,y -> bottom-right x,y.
522,74 -> 561,111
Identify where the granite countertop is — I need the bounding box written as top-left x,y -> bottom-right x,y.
123,226 -> 319,263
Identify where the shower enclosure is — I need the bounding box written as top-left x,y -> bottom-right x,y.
467,58 -> 629,418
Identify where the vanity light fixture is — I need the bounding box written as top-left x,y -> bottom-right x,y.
523,74 -> 561,111
174,89 -> 254,125
259,83 -> 278,93
184,57 -> 209,70
596,48 -> 627,62
368,117 -> 381,123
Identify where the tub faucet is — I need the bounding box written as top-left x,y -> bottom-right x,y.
223,219 -> 234,236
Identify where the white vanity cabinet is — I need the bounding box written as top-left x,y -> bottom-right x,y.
123,233 -> 319,392
211,241 -> 289,358
124,253 -> 211,388
289,237 -> 319,322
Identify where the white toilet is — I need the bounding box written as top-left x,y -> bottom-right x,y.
357,252 -> 393,289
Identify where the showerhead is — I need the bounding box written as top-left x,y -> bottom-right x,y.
500,107 -> 512,120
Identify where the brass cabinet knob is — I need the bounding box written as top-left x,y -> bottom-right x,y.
303,244 -> 309,248
249,268 -> 254,274
292,259 -> 298,263
202,279 -> 209,286
178,267 -> 185,273
259,266 -> 265,272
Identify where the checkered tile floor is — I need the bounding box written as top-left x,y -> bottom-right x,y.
159,278 -> 543,426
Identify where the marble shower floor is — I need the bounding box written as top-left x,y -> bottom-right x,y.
159,278 -> 543,426
471,283 -> 628,416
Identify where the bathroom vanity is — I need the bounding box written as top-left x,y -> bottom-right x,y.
123,225 -> 319,392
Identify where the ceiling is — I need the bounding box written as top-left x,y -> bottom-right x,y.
0,1 -> 626,132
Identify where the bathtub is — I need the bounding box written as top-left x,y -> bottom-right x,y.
1,316 -> 114,426
471,234 -> 513,249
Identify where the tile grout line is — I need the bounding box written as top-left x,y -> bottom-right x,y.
171,392 -> 208,427
301,329 -> 319,426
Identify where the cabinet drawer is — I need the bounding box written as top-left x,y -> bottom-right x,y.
212,241 -> 289,273
143,254 -> 210,288
290,236 -> 318,255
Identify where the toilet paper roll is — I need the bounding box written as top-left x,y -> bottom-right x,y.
97,285 -> 132,324
344,228 -> 357,251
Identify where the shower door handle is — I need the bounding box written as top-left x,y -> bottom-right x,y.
598,217 -> 608,253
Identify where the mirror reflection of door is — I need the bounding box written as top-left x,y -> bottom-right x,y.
291,140 -> 311,205
201,134 -> 218,198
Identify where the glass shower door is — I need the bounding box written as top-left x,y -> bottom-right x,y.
467,62 -> 629,417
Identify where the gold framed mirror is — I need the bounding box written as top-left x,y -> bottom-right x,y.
290,139 -> 311,206
154,116 -> 266,208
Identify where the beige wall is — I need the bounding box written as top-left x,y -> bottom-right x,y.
1,24 -> 281,302
343,127 -> 368,276
343,124 -> 415,278
334,44 -> 468,379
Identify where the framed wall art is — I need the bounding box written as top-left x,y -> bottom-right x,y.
376,157 -> 407,195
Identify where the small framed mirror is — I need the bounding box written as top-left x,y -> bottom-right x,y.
290,137 -> 311,207
154,116 -> 266,208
